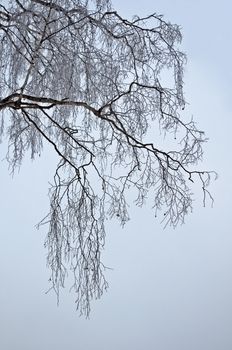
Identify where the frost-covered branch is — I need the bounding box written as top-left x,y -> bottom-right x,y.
0,0 -> 215,316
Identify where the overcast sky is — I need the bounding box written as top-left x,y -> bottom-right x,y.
1,1 -> 232,349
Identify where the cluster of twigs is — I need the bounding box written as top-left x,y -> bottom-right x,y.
0,0 -> 215,316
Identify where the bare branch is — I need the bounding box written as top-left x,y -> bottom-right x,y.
0,0 -> 215,316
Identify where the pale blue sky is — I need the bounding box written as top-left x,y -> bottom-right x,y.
0,1 -> 232,349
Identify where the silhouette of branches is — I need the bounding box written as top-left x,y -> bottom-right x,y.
0,0 -> 216,316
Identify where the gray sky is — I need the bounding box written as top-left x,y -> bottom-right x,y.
1,0 -> 232,349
